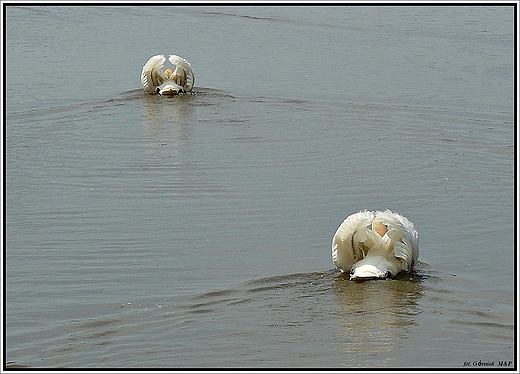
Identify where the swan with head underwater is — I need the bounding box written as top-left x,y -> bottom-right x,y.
331,209 -> 419,281
141,54 -> 195,95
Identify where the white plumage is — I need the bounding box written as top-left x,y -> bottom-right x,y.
331,210 -> 419,280
141,54 -> 195,95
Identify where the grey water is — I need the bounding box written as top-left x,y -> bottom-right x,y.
5,5 -> 515,369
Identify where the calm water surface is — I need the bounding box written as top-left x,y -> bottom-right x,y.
5,6 -> 516,369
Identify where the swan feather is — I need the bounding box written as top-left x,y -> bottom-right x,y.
332,209 -> 419,279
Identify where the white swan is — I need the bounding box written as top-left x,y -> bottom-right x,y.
331,210 -> 419,280
141,54 -> 195,95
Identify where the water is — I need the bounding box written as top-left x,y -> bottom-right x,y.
5,5 -> 515,369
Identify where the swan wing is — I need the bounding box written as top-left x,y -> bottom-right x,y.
332,210 -> 375,272
375,210 -> 419,270
169,54 -> 195,91
141,55 -> 167,93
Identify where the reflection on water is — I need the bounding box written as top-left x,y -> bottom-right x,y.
141,91 -> 195,165
5,264 -> 513,368
140,88 -> 233,156
333,269 -> 425,366
137,88 -> 239,200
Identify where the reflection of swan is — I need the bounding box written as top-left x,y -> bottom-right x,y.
141,54 -> 195,95
333,273 -> 424,365
331,210 -> 419,280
